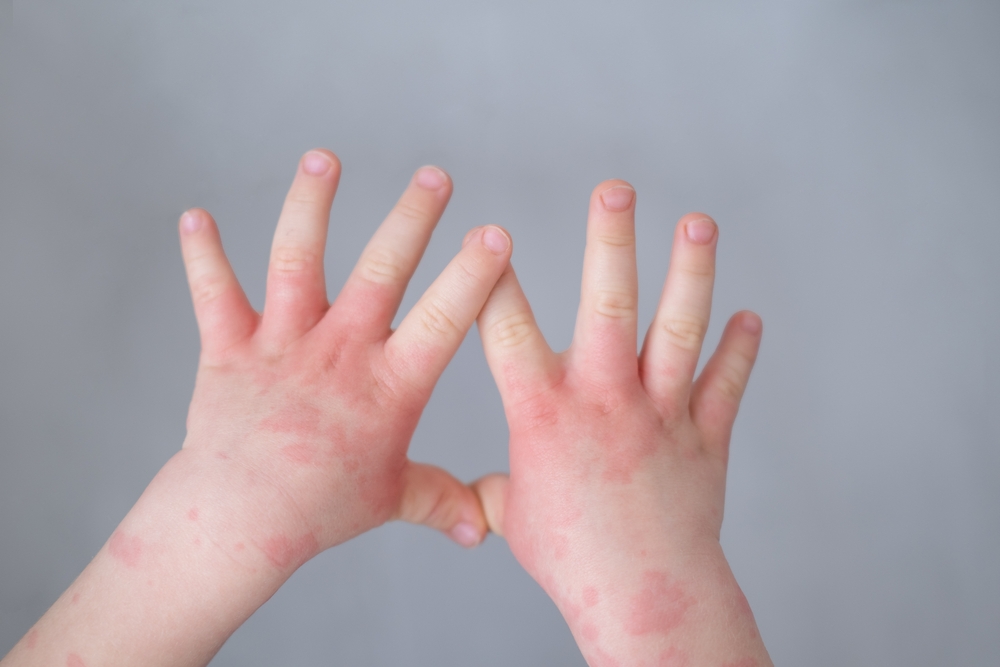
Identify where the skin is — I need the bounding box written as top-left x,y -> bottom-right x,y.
2,150 -> 510,666
473,181 -> 773,666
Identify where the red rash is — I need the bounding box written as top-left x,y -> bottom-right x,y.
259,404 -> 322,436
66,653 -> 86,667
25,628 -> 38,649
657,646 -> 690,666
71,593 -> 80,604
583,586 -> 600,607
187,507 -> 199,521
108,530 -> 144,569
626,570 -> 695,637
261,532 -> 320,569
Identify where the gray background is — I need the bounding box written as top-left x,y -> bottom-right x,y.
1,1 -> 998,665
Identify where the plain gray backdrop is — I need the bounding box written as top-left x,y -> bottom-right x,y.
2,1 -> 998,665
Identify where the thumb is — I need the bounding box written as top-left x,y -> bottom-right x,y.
395,461 -> 488,548
471,473 -> 509,538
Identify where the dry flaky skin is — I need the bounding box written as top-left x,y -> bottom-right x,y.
475,181 -> 773,666
3,151 -> 513,667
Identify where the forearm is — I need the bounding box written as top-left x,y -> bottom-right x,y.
4,448 -> 298,667
551,545 -> 771,667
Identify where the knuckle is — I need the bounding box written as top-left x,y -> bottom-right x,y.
596,232 -> 635,248
417,299 -> 463,339
393,199 -> 431,224
593,288 -> 637,320
359,247 -> 407,285
659,315 -> 707,351
270,245 -> 319,274
489,310 -> 536,349
712,366 -> 746,404
190,272 -> 230,306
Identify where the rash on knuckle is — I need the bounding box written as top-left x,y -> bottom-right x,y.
660,316 -> 707,351
271,245 -> 319,274
593,288 -> 637,320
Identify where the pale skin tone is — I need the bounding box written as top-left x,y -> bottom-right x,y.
472,181 -> 772,666
3,150 -> 511,666
4,157 -> 771,666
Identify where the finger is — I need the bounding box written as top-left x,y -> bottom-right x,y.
477,262 -> 558,405
690,311 -> 762,457
395,461 -> 488,548
330,166 -> 452,337
471,473 -> 509,538
639,213 -> 718,411
572,180 -> 639,383
384,225 -> 512,396
179,208 -> 258,357
261,149 -> 341,345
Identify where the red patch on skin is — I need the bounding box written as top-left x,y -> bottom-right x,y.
193,537 -> 202,546
71,593 -> 80,604
721,660 -> 757,667
581,622 -> 599,642
259,404 -> 322,435
108,530 -> 143,569
261,532 -> 320,569
586,645 -> 621,667
657,646 -> 690,666
25,628 -> 38,649
280,443 -> 318,465
216,451 -> 230,460
66,654 -> 86,667
187,507 -> 199,521
234,542 -> 245,551
625,570 -> 695,636
583,586 -> 599,607
552,533 -> 569,560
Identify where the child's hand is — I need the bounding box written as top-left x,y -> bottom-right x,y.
474,181 -> 771,666
178,150 -> 508,556
6,150 -> 511,667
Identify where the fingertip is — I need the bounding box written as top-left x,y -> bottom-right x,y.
179,208 -> 206,235
462,226 -> 484,248
414,165 -> 451,192
300,148 -> 341,177
737,310 -> 763,336
482,225 -> 511,255
680,213 -> 717,245
448,521 -> 485,549
595,180 -> 636,213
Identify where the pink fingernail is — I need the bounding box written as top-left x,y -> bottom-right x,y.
180,211 -> 202,234
415,166 -> 447,190
482,226 -> 510,254
600,186 -> 635,212
302,151 -> 332,176
686,217 -> 716,244
449,522 -> 481,548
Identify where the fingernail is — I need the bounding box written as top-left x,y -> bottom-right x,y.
415,166 -> 447,190
686,217 -> 716,244
302,151 -> 332,176
600,186 -> 635,212
449,522 -> 481,548
482,226 -> 510,254
180,211 -> 202,234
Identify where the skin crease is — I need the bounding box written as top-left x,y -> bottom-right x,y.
2,151 -> 511,666
474,181 -> 773,666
